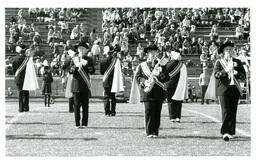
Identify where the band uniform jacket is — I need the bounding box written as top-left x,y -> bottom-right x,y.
165,60 -> 181,101
12,54 -> 27,90
69,56 -> 95,93
100,55 -> 114,88
135,61 -> 169,102
214,57 -> 245,97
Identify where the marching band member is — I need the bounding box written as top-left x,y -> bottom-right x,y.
131,44 -> 168,138
165,51 -> 188,123
214,41 -> 245,141
100,46 -> 124,116
41,60 -> 53,107
69,46 -> 95,128
12,46 -> 39,112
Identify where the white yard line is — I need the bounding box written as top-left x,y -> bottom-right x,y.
6,112 -> 24,130
187,109 -> 250,137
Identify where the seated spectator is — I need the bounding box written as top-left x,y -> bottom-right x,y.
111,9 -> 121,24
173,37 -> 182,52
91,40 -> 101,64
47,28 -> 54,43
191,37 -> 199,54
28,8 -> 37,18
243,21 -> 250,40
70,8 -> 82,22
215,10 -> 224,26
121,32 -> 129,55
90,28 -> 98,45
44,12 -> 57,24
50,58 -> 60,76
138,24 -> 146,39
64,40 -> 76,52
209,41 -> 218,57
154,8 -> 163,20
197,37 -> 204,54
37,8 -> 46,22
34,58 -> 43,76
136,43 -> 144,56
70,25 -> 80,40
9,16 -> 17,24
235,24 -> 244,40
103,8 -> 112,22
201,41 -> 209,56
234,8 -> 242,23
17,9 -> 27,23
33,32 -> 43,46
52,26 -> 63,43
59,8 -> 66,21
182,38 -> 191,55
103,28 -> 112,45
65,8 -> 72,21
5,56 -> 13,75
190,24 -> 196,34
31,23 -> 40,33
123,53 -> 133,76
180,26 -> 190,40
21,24 -> 33,40
209,24 -> 219,41
58,20 -> 69,34
182,15 -> 191,30
112,35 -> 121,48
200,52 -> 209,67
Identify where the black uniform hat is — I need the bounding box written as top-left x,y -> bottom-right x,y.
144,44 -> 159,53
219,41 -> 234,54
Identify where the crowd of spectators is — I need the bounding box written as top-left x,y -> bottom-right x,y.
6,8 -> 250,79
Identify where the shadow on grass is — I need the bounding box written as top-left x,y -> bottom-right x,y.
181,121 -> 220,124
89,126 -> 184,130
156,135 -> 251,141
6,116 -> 15,119
6,135 -> 97,141
30,111 -> 70,114
6,122 -> 63,125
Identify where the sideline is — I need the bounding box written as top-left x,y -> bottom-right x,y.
187,109 -> 250,137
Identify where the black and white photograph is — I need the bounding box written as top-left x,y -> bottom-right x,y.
1,0 -> 255,160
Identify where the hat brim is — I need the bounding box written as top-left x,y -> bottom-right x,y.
219,42 -> 234,53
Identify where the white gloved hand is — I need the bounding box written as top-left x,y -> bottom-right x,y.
76,62 -> 83,68
81,59 -> 88,66
144,80 -> 151,87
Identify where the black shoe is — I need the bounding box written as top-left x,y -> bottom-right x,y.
111,113 -> 116,116
223,134 -> 231,141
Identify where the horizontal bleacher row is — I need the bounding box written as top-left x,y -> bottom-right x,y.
5,8 -> 249,77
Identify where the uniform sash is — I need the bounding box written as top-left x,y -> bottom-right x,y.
141,62 -> 166,90
103,57 -> 117,83
168,62 -> 183,78
14,56 -> 29,77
